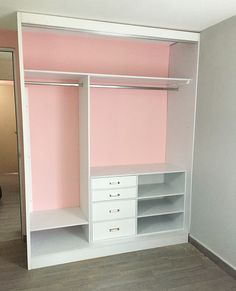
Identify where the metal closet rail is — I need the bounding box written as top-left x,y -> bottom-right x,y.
24,80 -> 179,91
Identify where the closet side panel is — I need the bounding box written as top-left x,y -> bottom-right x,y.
166,43 -> 199,232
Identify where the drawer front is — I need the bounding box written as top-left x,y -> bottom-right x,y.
91,176 -> 137,190
93,200 -> 136,222
93,218 -> 135,241
92,187 -> 137,202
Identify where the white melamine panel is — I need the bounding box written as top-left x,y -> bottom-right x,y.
24,69 -> 190,89
31,230 -> 188,269
91,163 -> 185,178
20,12 -> 200,42
24,69 -> 87,82
93,218 -> 135,241
92,187 -> 137,202
30,207 -> 88,232
138,184 -> 185,200
138,196 -> 184,218
92,200 -> 136,222
90,75 -> 190,89
138,213 -> 184,235
31,226 -> 89,258
18,13 -> 32,268
91,176 -> 137,190
166,43 -> 199,233
79,76 -> 90,224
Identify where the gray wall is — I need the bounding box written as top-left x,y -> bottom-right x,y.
191,16 -> 236,268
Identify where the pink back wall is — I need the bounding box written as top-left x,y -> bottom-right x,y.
27,86 -> 80,211
23,29 -> 169,210
91,88 -> 167,166
23,30 -> 169,76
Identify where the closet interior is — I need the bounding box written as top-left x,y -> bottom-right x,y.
18,13 -> 199,269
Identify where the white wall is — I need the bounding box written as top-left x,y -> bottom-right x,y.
191,16 -> 236,269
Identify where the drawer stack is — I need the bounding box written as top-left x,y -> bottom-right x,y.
91,176 -> 137,241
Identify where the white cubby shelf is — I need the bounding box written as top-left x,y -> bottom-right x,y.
138,184 -> 185,200
30,207 -> 88,232
138,195 -> 184,218
137,213 -> 184,235
31,226 -> 89,258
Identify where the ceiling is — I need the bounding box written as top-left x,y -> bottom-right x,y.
0,0 -> 236,32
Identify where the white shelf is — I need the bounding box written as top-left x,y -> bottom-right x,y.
31,226 -> 89,258
138,183 -> 185,200
24,69 -> 87,82
24,69 -> 191,89
138,213 -> 184,235
138,196 -> 184,218
30,207 -> 88,232
91,163 -> 185,178
90,74 -> 190,88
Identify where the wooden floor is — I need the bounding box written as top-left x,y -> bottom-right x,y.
0,188 -> 21,241
0,190 -> 235,290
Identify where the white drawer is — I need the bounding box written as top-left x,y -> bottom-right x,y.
92,200 -> 136,222
93,218 -> 135,241
92,187 -> 137,202
91,176 -> 137,190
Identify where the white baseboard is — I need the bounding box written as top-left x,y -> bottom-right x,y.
189,235 -> 236,276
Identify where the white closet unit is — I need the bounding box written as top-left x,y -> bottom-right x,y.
17,12 -> 199,269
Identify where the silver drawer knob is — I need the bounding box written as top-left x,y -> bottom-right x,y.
109,227 -> 120,232
109,208 -> 120,213
109,181 -> 120,185
109,193 -> 120,197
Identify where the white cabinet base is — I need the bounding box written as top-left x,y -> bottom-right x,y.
31,231 -> 188,269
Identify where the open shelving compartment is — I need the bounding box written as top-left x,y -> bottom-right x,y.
31,225 -> 89,259
137,171 -> 186,235
138,213 -> 184,235
24,70 -> 90,261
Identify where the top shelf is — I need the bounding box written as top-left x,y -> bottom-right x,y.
24,69 -> 191,90
90,163 -> 186,178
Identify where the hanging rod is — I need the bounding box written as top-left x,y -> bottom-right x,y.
91,84 -> 178,91
25,81 -> 179,91
25,81 -> 83,87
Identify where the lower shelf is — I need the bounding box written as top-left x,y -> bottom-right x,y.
30,207 -> 88,232
31,225 -> 89,258
137,213 -> 184,235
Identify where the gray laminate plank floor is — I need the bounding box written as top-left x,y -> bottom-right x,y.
0,241 -> 235,291
0,190 -> 235,290
0,189 -> 21,241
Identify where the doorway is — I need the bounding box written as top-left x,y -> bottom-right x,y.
0,50 -> 21,242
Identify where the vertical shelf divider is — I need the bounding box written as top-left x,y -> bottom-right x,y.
79,75 -> 91,242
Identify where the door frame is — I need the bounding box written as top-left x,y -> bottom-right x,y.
0,47 -> 24,239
